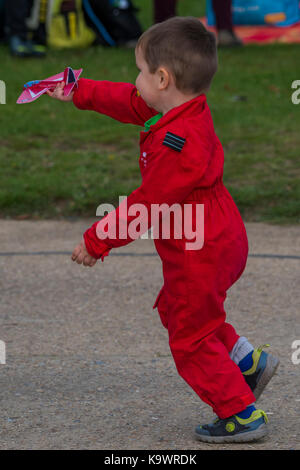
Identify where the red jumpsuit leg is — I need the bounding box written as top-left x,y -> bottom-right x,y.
155,286 -> 254,419
155,287 -> 240,355
153,193 -> 255,419
215,322 -> 239,353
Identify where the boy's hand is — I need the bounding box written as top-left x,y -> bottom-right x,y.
71,240 -> 97,267
46,81 -> 74,102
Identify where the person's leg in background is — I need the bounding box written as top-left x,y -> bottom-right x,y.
5,0 -> 30,55
5,0 -> 46,57
153,0 -> 177,24
30,0 -> 48,53
152,1 -> 241,46
212,0 -> 243,47
0,0 -> 6,41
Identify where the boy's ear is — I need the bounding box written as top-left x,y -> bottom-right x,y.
157,67 -> 171,90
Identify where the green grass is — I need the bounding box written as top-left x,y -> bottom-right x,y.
0,0 -> 299,223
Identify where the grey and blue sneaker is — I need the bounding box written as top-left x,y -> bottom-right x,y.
242,345 -> 280,400
195,409 -> 268,443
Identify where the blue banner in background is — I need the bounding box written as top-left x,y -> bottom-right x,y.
206,0 -> 300,27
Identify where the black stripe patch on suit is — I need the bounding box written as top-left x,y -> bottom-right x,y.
163,132 -> 186,152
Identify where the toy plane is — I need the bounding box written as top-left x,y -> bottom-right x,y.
17,67 -> 83,104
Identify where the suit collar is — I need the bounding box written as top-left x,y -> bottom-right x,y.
149,94 -> 207,132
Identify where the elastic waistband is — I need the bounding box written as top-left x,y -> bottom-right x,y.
185,180 -> 226,202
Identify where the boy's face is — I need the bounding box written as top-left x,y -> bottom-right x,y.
135,47 -> 160,111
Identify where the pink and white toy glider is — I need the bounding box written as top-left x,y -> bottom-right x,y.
17,67 -> 83,104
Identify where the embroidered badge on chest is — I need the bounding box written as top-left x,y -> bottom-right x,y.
163,132 -> 186,152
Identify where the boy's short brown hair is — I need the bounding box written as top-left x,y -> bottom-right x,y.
137,17 -> 218,94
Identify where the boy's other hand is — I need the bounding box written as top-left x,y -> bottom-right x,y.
71,240 -> 97,267
46,81 -> 74,101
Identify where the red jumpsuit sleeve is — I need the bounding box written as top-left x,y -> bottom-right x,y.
73,78 -> 157,126
83,125 -> 214,261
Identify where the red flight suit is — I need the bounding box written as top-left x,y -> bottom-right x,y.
73,79 -> 255,418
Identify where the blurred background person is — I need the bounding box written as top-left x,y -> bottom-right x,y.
212,0 -> 242,47
153,0 -> 242,47
5,0 -> 46,57
0,0 -> 5,42
153,0 -> 177,24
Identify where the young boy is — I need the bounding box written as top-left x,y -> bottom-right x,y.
48,17 -> 279,443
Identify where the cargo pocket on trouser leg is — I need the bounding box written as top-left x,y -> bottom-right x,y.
153,285 -> 168,329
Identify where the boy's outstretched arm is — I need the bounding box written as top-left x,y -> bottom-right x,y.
80,123 -> 214,263
73,79 -> 157,126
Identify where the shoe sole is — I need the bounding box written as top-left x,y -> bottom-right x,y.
253,354 -> 280,400
195,423 -> 268,443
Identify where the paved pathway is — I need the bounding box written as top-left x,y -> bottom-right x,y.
0,220 -> 299,449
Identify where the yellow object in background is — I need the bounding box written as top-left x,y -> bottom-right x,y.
68,11 -> 77,40
48,0 -> 95,49
39,0 -> 48,23
264,13 -> 287,24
